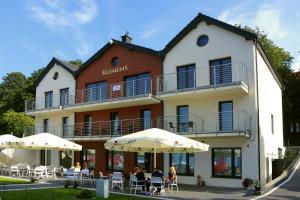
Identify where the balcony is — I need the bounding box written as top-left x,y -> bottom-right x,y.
25,77 -> 160,115
24,111 -> 251,139
156,62 -> 249,100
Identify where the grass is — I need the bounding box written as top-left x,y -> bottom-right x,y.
0,188 -> 149,200
0,176 -> 30,185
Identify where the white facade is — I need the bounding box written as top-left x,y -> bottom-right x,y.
161,20 -> 284,187
34,62 -> 76,166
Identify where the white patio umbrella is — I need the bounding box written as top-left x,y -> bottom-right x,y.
0,134 -> 20,164
6,133 -> 82,165
104,128 -> 209,168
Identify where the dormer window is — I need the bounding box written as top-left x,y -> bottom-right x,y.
111,56 -> 120,66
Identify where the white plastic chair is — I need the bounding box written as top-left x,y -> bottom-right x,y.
168,176 -> 178,192
151,177 -> 165,196
25,165 -> 34,177
10,165 -> 20,177
130,174 -> 145,194
111,173 -> 124,191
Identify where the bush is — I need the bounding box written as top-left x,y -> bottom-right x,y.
30,178 -> 39,183
76,190 -> 94,199
64,180 -> 71,188
242,178 -> 253,188
73,180 -> 80,189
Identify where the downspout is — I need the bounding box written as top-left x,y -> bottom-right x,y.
254,41 -> 261,181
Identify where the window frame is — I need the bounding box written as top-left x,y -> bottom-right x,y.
176,64 -> 196,90
209,57 -> 232,85
218,101 -> 233,132
44,91 -> 53,108
60,87 -> 69,107
81,148 -> 96,170
169,153 -> 194,176
177,105 -> 189,132
124,72 -> 151,97
211,147 -> 242,179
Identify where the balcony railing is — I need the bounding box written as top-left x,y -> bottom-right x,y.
23,111 -> 250,138
25,77 -> 153,112
156,62 -> 249,95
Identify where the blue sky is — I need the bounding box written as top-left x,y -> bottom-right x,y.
0,0 -> 299,78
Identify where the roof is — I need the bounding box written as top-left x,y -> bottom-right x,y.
75,39 -> 161,76
162,13 -> 257,54
161,12 -> 283,89
34,57 -> 79,87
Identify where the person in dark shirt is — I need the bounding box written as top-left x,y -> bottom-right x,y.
151,168 -> 164,193
134,166 -> 150,193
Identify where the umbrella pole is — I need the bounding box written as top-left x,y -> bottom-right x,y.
45,148 -> 47,166
154,148 -> 156,169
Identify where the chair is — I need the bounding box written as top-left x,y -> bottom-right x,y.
169,122 -> 176,132
25,165 -> 34,177
81,169 -> 90,184
10,165 -> 20,177
129,174 -> 145,194
188,121 -> 194,132
168,176 -> 178,192
99,171 -> 108,180
111,173 -> 124,191
151,177 -> 165,196
34,166 -> 47,179
89,170 -> 95,185
47,165 -> 57,179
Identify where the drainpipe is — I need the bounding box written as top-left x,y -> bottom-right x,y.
254,41 -> 261,181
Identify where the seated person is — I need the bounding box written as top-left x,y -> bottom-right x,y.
151,168 -> 164,193
168,166 -> 177,182
133,166 -> 139,175
75,162 -> 81,171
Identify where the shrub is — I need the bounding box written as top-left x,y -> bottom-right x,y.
242,178 -> 253,188
76,190 -> 94,199
30,178 -> 39,183
64,180 -> 71,188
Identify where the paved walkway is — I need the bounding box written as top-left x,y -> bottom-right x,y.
251,160 -> 300,200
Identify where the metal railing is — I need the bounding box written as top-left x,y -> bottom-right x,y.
25,77 -> 153,112
23,111 -> 250,138
156,62 -> 249,94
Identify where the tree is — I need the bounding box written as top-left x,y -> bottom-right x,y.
69,59 -> 82,67
1,110 -> 34,137
25,67 -> 45,97
0,72 -> 28,113
239,26 -> 296,115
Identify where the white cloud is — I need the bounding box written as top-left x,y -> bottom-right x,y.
29,0 -> 98,29
27,0 -> 98,58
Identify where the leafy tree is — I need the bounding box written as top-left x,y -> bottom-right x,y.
25,67 -> 45,97
0,110 -> 34,137
69,59 -> 82,67
239,26 -> 297,116
0,72 -> 27,113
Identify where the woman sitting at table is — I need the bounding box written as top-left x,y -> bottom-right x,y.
168,166 -> 177,182
75,162 -> 81,171
151,168 -> 164,193
135,166 -> 150,194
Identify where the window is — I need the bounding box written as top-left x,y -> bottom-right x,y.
110,112 -> 119,135
125,73 -> 151,97
45,91 -> 53,108
290,123 -> 294,133
296,122 -> 300,133
212,148 -> 241,178
141,110 -> 151,130
177,64 -> 196,90
271,114 -> 274,134
210,58 -> 232,85
84,115 -> 92,136
135,153 -> 153,172
170,153 -> 194,175
43,119 -> 49,132
86,81 -> 107,102
40,150 -> 51,165
197,35 -> 209,47
60,88 -> 69,107
106,151 -> 124,171
60,150 -> 72,169
177,106 -> 189,132
111,56 -> 120,66
81,149 -> 96,169
219,101 -> 233,131
62,117 -> 69,137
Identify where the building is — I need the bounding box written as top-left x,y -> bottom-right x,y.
24,13 -> 284,188
284,71 -> 300,146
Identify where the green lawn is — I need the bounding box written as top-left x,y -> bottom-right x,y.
0,176 -> 30,184
0,188 -> 149,200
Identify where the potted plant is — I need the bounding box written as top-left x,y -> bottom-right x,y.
242,178 -> 253,189
254,180 -> 261,195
